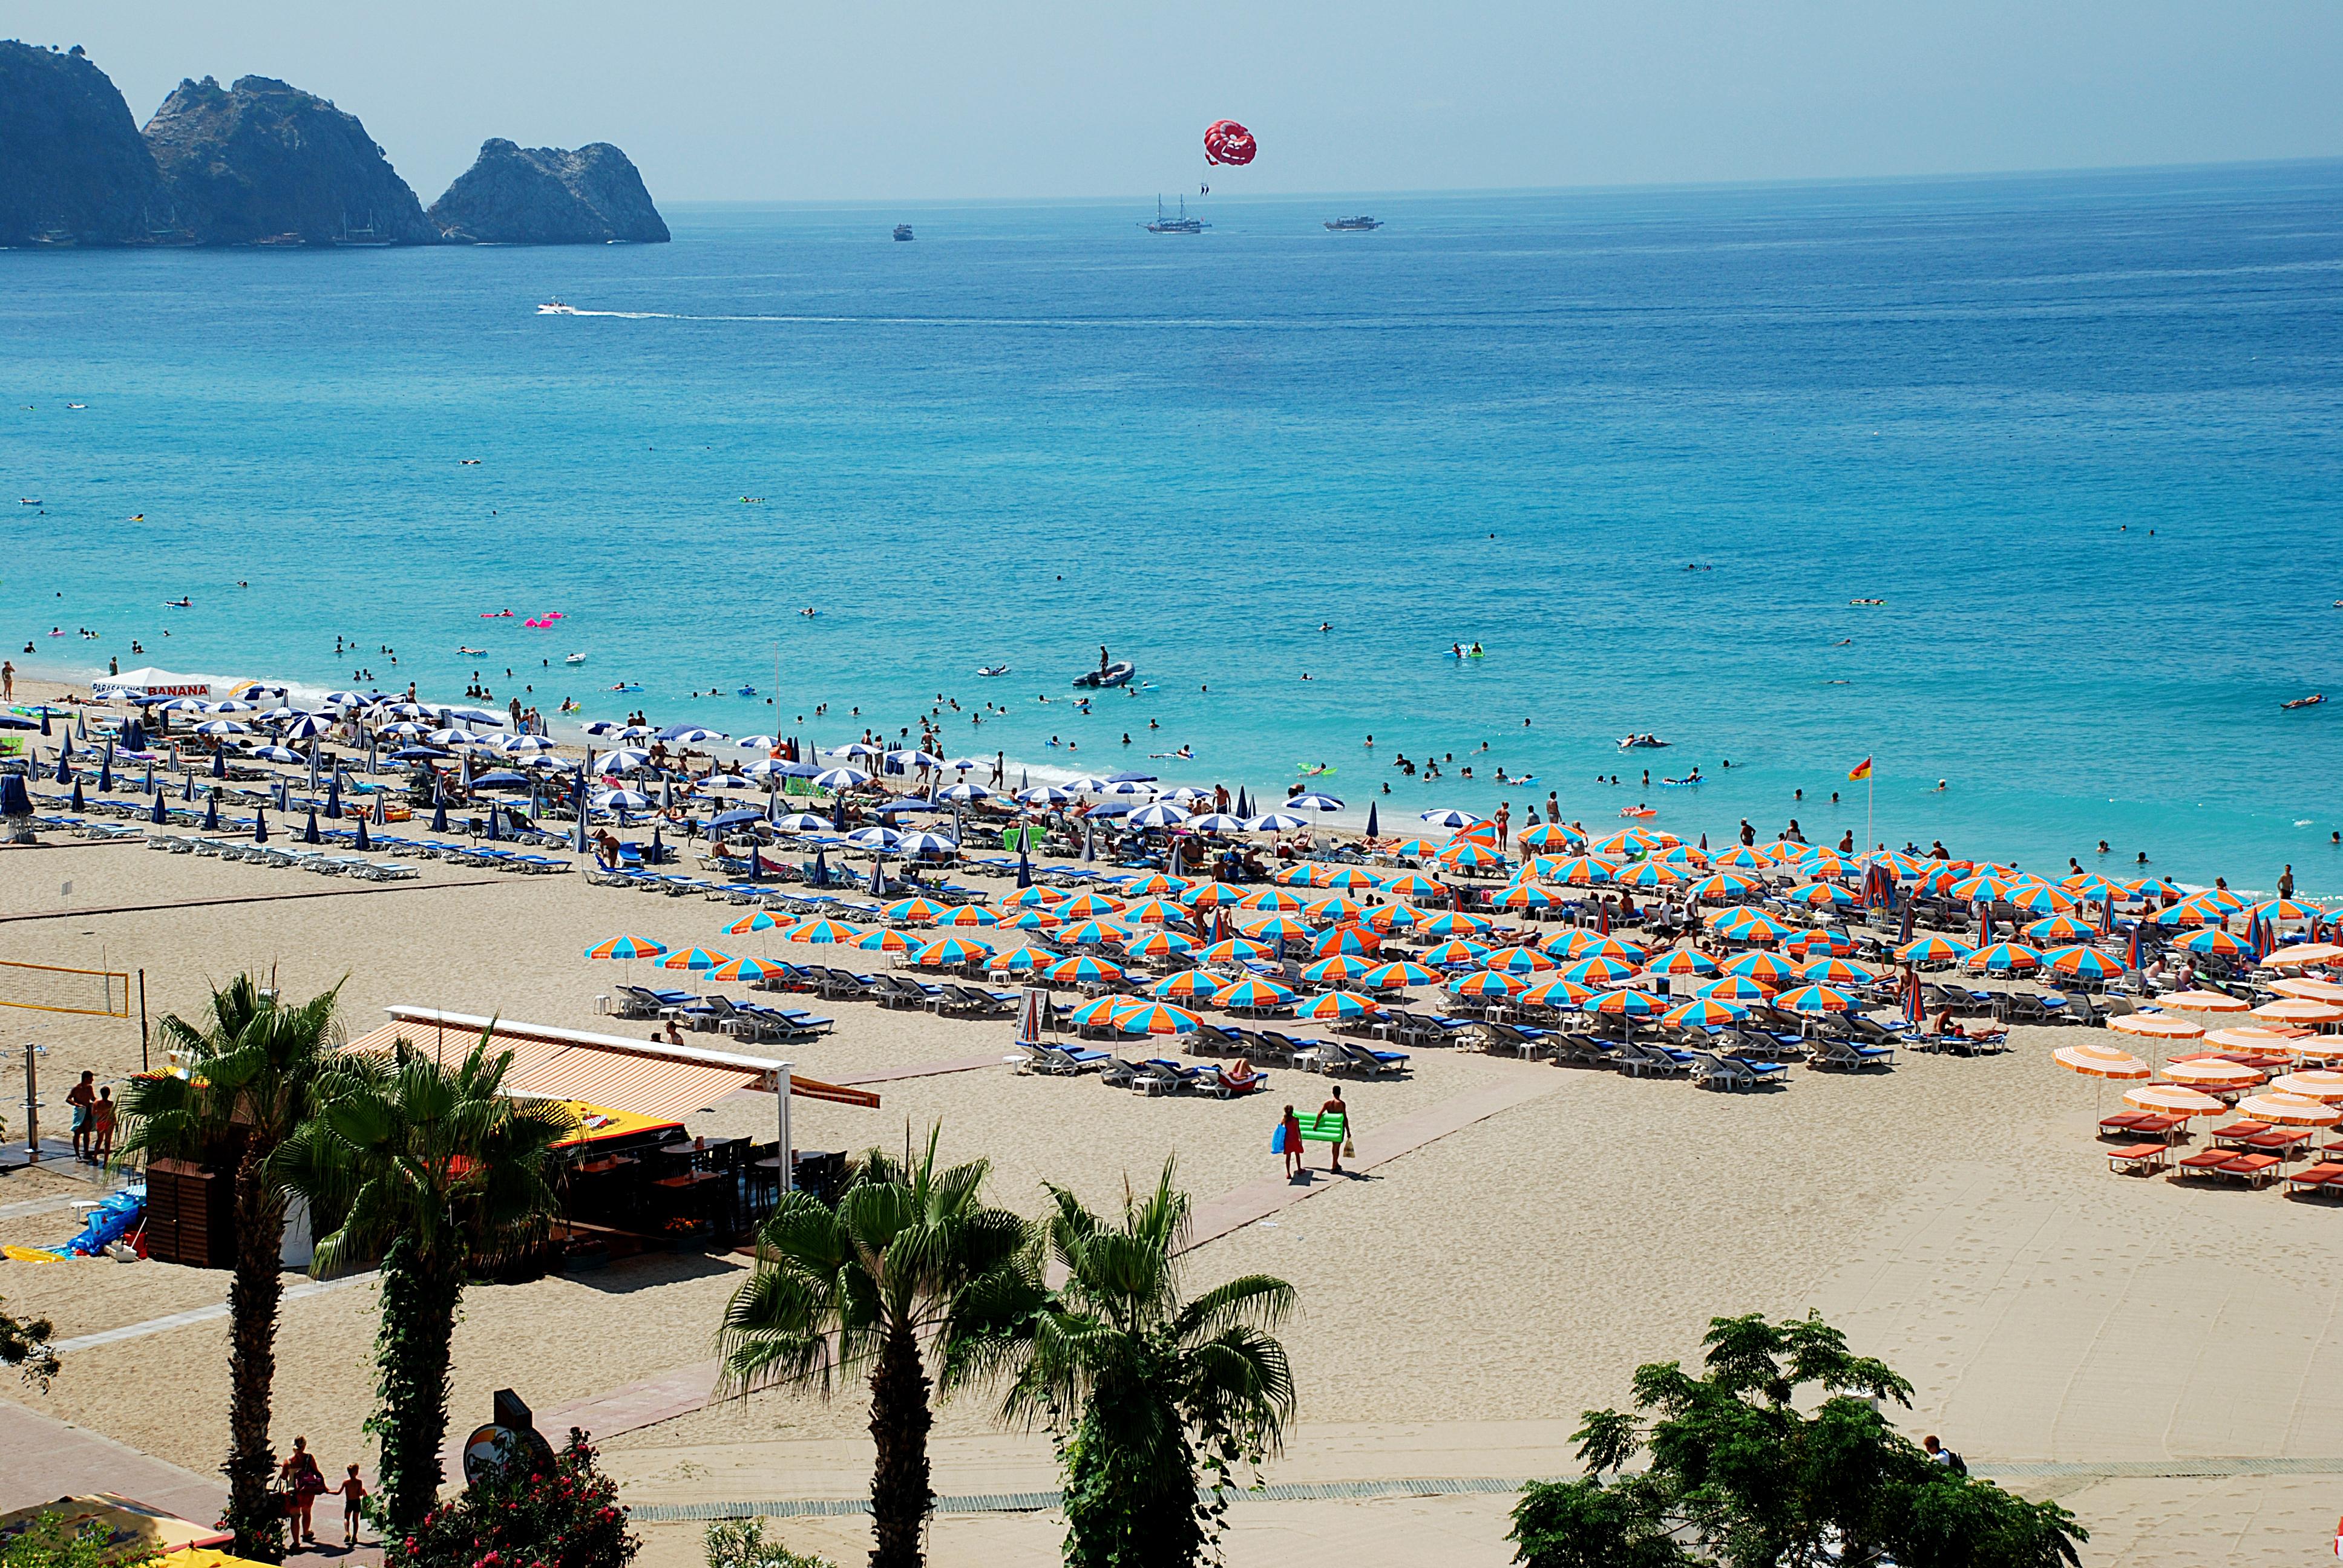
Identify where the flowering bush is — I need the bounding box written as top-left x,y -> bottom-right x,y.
396,1427 -> 638,1568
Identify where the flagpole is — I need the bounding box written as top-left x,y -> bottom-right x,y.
1867,772 -> 1874,857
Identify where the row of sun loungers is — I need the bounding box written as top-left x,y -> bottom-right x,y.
2100,1111 -> 2343,1196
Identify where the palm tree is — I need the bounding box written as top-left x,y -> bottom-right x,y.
116,975 -> 343,1562
280,1031 -> 574,1532
715,1127 -> 1033,1568
998,1161 -> 1296,1568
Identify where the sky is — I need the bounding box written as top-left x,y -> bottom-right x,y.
13,1 -> 2343,204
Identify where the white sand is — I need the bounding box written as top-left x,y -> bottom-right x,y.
5,702 -> 2342,1564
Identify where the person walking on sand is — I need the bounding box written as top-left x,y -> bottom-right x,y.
336,1465 -> 367,1546
90,1086 -> 117,1165
1322,1086 -> 1351,1173
1279,1103 -> 1304,1179
1494,802 -> 1510,852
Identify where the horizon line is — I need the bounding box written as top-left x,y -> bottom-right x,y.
655,154 -> 2343,211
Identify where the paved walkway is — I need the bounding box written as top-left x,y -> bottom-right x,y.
0,1396 -> 224,1522
51,1271 -> 378,1353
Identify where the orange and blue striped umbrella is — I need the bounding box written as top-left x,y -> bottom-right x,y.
1150,970 -> 1225,1002
712,956 -> 789,984
2180,927 -> 2246,957
2025,915 -> 2094,943
1643,947 -> 1720,978
1388,837 -> 1441,857
2045,944 -> 2126,981
1538,927 -> 1596,957
913,935 -> 994,966
1118,1001 -> 1203,1035
998,907 -> 1063,932
723,912 -> 782,936
1305,894 -> 1366,923
1124,872 -> 1188,896
1617,861 -> 1682,889
1559,955 -> 1637,984
936,904 -> 1000,927
1711,844 -> 1771,870
1219,976 -> 1296,1009
1004,884 -> 1069,907
586,935 -> 669,961
1202,937 -> 1273,962
855,928 -> 913,954
1965,941 -> 2043,972
657,947 -> 732,972
1181,881 -> 1245,909
1423,938 -> 1492,967
1309,923 -> 1380,957
1797,956 -> 1878,985
1516,822 -> 1584,850
1299,989 -> 1383,1021
1381,872 -> 1449,900
1061,918 -> 1136,946
1794,881 -> 1856,910
1492,882 -> 1556,910
1774,983 -> 1858,1014
1521,976 -> 1596,1009
1365,902 -> 1424,933
1122,897 -> 1190,927
1582,935 -> 1649,963
1593,828 -> 1660,857
1418,910 -> 1493,938
1691,975 -> 1776,1002
1047,955 -> 1126,985
1662,997 -> 1748,1028
2004,884 -> 2077,915
1450,969 -> 1527,999
1786,928 -> 1860,959
1320,866 -> 1382,890
1710,909 -> 1793,944
1722,949 -> 1800,984
1483,944 -> 1558,975
1895,933 -> 1974,965
1584,988 -> 1665,1018
1274,862 -> 1330,887
1949,873 -> 2014,903
1439,840 -> 1507,871
1302,953 -> 1375,984
882,896 -> 950,926
1069,995 -> 1142,1028
2248,897 -> 2322,923
986,945 -> 1058,973
1683,872 -> 1759,902
1060,891 -> 1127,918
1361,959 -> 1437,989
1243,914 -> 1312,942
1653,844 -> 1712,870
1240,887 -> 1306,912
1122,929 -> 1198,961
1545,855 -> 1621,886
785,917 -> 865,944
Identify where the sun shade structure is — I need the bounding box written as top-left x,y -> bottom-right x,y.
2052,1043 -> 2150,1080
2108,1012 -> 2206,1041
2232,1092 -> 2343,1127
2119,1082 -> 2227,1117
347,1009 -> 874,1193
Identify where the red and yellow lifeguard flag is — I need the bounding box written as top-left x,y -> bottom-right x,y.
1847,757 -> 1873,781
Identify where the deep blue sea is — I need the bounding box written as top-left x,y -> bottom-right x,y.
4,166 -> 2340,892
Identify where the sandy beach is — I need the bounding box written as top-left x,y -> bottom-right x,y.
4,671 -> 2341,1567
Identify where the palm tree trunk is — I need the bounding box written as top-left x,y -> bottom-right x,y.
223,1151 -> 289,1561
374,1237 -> 464,1533
866,1316 -> 934,1568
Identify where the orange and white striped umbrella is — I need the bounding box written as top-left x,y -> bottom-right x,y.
2232,1091 -> 2343,1127
2109,1011 -> 2206,1041
2270,1069 -> 2343,1102
2157,989 -> 2250,1014
2204,1026 -> 2307,1052
2158,1057 -> 2265,1091
2251,998 -> 2343,1026
2120,1083 -> 2227,1117
2267,943 -> 2343,970
2052,1043 -> 2150,1080
2271,977 -> 2343,1003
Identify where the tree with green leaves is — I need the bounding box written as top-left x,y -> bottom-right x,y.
989,1160 -> 1296,1568
715,1127 -> 1032,1568
281,1031 -> 575,1534
115,975 -> 343,1561
1509,1312 -> 2085,1568
395,1426 -> 637,1568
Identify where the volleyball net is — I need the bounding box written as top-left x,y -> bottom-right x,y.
0,960 -> 132,1018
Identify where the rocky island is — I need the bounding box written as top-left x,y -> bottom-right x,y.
430,139 -> 669,244
0,39 -> 667,248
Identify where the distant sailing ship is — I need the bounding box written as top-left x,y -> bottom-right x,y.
1142,195 -> 1208,234
335,212 -> 393,246
893,223 -> 915,241
1323,215 -> 1383,231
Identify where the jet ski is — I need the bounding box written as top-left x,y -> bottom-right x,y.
975,664 -> 1011,678
1073,661 -> 1136,689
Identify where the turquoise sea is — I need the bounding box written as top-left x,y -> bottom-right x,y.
4,165 -> 2340,892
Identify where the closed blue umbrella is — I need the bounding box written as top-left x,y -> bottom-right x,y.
203,794 -> 219,831
150,790 -> 166,825
39,708 -> 50,736
69,779 -> 85,812
1017,841 -> 1031,888
487,806 -> 502,841
431,797 -> 448,833
54,748 -> 71,785
353,815 -> 371,851
1365,801 -> 1378,838
98,745 -> 113,794
0,774 -> 30,817
303,808 -> 321,844
142,760 -> 154,794
182,771 -> 195,802
1235,787 -> 1250,817
254,805 -> 269,844
126,718 -> 146,751
650,825 -> 663,863
211,746 -> 226,780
